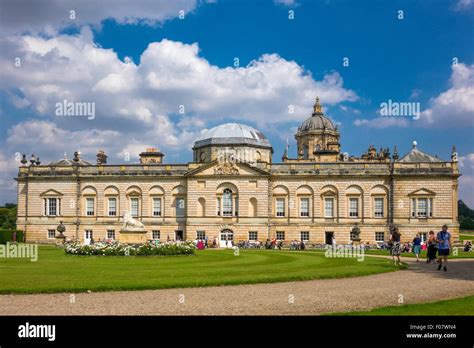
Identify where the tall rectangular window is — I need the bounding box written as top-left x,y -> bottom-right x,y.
417,198 -> 427,217
300,198 -> 309,217
45,198 -> 59,216
374,198 -> 384,218
176,198 -> 185,217
324,198 -> 334,218
86,198 -> 94,216
349,198 -> 359,217
216,197 -> 221,216
108,197 -> 117,216
276,231 -> 285,240
47,229 -> 55,239
130,197 -> 139,217
249,231 -> 258,241
276,198 -> 285,217
107,230 -> 115,240
300,231 -> 310,241
152,230 -> 160,240
222,190 -> 233,217
152,198 -> 162,216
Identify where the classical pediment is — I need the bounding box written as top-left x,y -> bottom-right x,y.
40,189 -> 64,197
186,161 -> 269,177
409,188 -> 436,196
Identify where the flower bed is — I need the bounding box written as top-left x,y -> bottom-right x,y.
64,240 -> 196,256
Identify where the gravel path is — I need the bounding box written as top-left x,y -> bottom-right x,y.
1,257 -> 473,315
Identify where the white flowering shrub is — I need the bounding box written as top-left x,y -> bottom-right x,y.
64,240 -> 196,256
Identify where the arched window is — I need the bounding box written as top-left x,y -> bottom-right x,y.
222,189 -> 233,216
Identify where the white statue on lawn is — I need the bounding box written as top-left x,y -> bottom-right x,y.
122,212 -> 145,230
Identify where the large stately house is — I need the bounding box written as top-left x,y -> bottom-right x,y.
16,98 -> 460,246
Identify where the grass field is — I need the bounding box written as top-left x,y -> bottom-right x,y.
328,295 -> 474,316
0,245 -> 404,294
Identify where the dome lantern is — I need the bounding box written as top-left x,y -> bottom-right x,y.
295,97 -> 341,162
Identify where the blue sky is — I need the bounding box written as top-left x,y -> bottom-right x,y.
0,0 -> 473,205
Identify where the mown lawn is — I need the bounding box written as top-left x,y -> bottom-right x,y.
0,245 -> 404,294
328,295 -> 474,316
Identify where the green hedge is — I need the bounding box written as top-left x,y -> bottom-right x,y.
0,229 -> 24,244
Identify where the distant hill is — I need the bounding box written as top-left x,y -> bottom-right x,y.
459,200 -> 474,230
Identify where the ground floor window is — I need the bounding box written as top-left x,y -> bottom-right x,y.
300,231 -> 309,241
197,230 -> 206,240
107,230 -> 115,240
375,232 -> 385,243
249,231 -> 258,241
420,232 -> 427,243
47,229 -> 55,239
276,231 -> 285,240
152,230 -> 160,240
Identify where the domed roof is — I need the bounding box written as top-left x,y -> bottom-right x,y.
194,123 -> 272,148
298,97 -> 337,133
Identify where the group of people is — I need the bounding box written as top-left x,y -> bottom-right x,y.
290,239 -> 306,250
389,224 -> 452,271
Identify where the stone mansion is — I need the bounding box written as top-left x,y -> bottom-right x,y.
16,98 -> 460,246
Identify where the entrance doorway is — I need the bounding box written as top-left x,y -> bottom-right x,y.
175,230 -> 184,241
220,229 -> 234,248
84,230 -> 93,245
325,231 -> 334,245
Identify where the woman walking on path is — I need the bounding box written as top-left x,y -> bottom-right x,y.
426,230 -> 437,263
436,225 -> 451,272
390,227 -> 402,265
412,233 -> 422,262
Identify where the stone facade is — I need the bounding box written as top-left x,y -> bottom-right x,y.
15,99 -> 460,245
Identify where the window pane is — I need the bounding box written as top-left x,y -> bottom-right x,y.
152,230 -> 160,240
249,231 -> 258,241
276,198 -> 285,217
108,198 -> 116,216
300,231 -> 309,241
153,198 -> 161,216
107,230 -> 115,240
276,231 -> 285,240
375,232 -> 384,242
349,198 -> 358,217
48,198 -> 57,216
86,198 -> 94,216
324,198 -> 334,217
374,198 -> 384,217
131,198 -> 139,217
222,189 -> 232,216
197,230 -> 206,240
300,198 -> 309,217
417,198 -> 427,217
